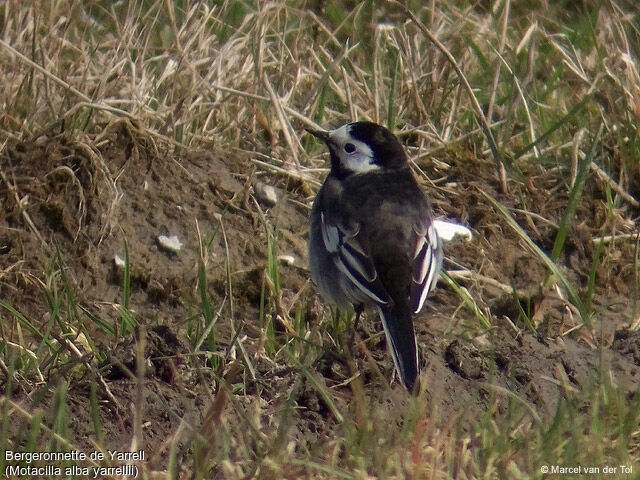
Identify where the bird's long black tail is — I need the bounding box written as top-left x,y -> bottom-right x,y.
377,302 -> 419,392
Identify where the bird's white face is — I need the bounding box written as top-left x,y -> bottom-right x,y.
327,124 -> 379,174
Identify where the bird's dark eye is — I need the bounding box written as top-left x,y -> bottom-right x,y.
344,143 -> 356,153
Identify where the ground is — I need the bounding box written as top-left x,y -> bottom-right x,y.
2,120 -> 639,477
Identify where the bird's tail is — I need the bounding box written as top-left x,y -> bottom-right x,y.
377,302 -> 419,392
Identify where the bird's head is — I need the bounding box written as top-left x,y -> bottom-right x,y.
307,122 -> 407,178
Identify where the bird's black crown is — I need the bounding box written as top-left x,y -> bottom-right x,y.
348,122 -> 407,168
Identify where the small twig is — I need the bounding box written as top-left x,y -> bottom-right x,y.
447,269 -> 532,300
247,156 -> 321,187
0,357 -> 10,379
591,232 -> 640,244
342,66 -> 357,121
571,129 -> 587,187
510,207 -> 559,229
590,161 -> 639,207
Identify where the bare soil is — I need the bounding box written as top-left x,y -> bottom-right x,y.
1,124 -> 639,471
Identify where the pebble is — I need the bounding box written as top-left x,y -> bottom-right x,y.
255,181 -> 278,207
157,234 -> 183,253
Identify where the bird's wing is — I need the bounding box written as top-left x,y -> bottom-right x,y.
320,211 -> 389,305
410,218 -> 442,313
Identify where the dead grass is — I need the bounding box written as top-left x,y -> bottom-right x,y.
1,0 -> 640,479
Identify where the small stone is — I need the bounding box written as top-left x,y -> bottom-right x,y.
278,254 -> 296,266
472,333 -> 492,351
114,254 -> 125,269
157,234 -> 183,253
255,181 -> 278,207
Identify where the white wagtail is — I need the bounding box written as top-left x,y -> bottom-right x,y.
307,121 -> 442,392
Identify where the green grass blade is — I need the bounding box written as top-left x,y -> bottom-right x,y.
481,190 -> 585,316
632,234 -> 640,330
122,240 -> 131,310
78,304 -> 115,337
513,92 -> 594,160
479,382 -> 543,426
49,380 -> 69,452
586,234 -> 605,315
550,125 -> 603,262
89,377 -> 103,443
286,351 -> 344,423
440,271 -> 491,330
117,304 -> 138,334
0,357 -> 14,474
0,300 -> 56,351
197,256 -> 216,351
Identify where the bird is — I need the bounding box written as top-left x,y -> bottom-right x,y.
306,121 -> 442,392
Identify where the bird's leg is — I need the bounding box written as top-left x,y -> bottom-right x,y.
349,304 -> 364,349
353,304 -> 364,332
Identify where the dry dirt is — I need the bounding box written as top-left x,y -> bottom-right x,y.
1,122 -> 640,471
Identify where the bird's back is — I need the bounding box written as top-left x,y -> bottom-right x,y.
342,167 -> 430,296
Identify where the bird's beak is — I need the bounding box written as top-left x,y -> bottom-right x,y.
305,127 -> 330,143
